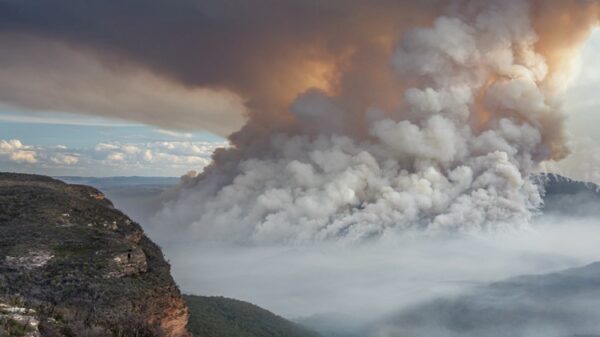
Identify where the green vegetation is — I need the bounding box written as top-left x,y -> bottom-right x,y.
184,295 -> 322,337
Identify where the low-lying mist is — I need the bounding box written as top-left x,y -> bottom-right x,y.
166,216 -> 598,315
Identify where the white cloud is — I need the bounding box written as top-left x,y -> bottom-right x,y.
0,138 -> 228,176
121,145 -> 140,155
0,139 -> 37,163
88,141 -> 227,175
99,141 -> 227,166
143,149 -> 153,162
106,152 -> 126,162
10,150 -> 37,163
50,153 -> 79,165
155,129 -> 194,139
95,143 -> 120,151
152,152 -> 212,166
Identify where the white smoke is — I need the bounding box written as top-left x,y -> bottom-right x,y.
153,0 -> 582,244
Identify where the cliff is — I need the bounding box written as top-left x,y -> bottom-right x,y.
0,173 -> 190,337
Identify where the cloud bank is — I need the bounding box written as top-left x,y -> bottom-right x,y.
0,138 -> 227,176
0,0 -> 436,134
0,34 -> 246,136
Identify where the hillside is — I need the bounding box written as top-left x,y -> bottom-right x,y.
0,172 -> 190,337
375,261 -> 600,337
184,295 -> 322,337
538,174 -> 600,217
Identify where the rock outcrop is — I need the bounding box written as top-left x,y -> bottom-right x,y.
0,173 -> 190,337
0,300 -> 41,337
106,247 -> 148,278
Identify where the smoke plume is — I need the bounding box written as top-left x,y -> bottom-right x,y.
2,0 -> 596,242
152,0 -> 599,243
0,0 -> 437,133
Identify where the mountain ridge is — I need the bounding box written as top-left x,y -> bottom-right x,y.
373,260 -> 600,337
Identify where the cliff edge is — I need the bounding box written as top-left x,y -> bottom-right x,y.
0,173 -> 190,337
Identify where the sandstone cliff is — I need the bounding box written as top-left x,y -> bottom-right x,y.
0,173 -> 190,337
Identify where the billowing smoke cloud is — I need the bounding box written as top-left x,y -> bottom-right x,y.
1,0 -> 598,241
0,0 -> 438,133
0,34 -> 247,136
0,1 -> 597,132
152,0 -> 599,243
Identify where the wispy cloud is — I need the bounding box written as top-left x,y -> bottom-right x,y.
0,107 -> 142,127
155,129 -> 194,139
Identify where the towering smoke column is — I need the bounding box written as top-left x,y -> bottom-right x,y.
156,0 -> 599,243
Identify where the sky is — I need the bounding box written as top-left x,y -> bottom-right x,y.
550,27 -> 600,183
0,108 -> 228,176
0,1 -> 599,179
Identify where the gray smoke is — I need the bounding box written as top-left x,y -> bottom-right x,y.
153,0 -> 598,243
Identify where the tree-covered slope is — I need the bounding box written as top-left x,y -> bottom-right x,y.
184,295 -> 322,337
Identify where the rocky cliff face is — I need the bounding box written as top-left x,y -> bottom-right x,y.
0,173 -> 190,337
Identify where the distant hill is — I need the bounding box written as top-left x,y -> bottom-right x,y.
184,295 -> 322,337
56,176 -> 179,187
375,261 -> 600,337
0,172 -> 190,337
537,173 -> 600,217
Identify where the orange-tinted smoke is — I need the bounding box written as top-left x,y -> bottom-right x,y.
533,0 -> 600,92
236,1 -> 599,145
530,0 -> 599,159
227,2 -> 439,142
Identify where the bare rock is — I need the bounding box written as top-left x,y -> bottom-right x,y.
106,247 -> 148,278
5,251 -> 54,270
0,302 -> 41,337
